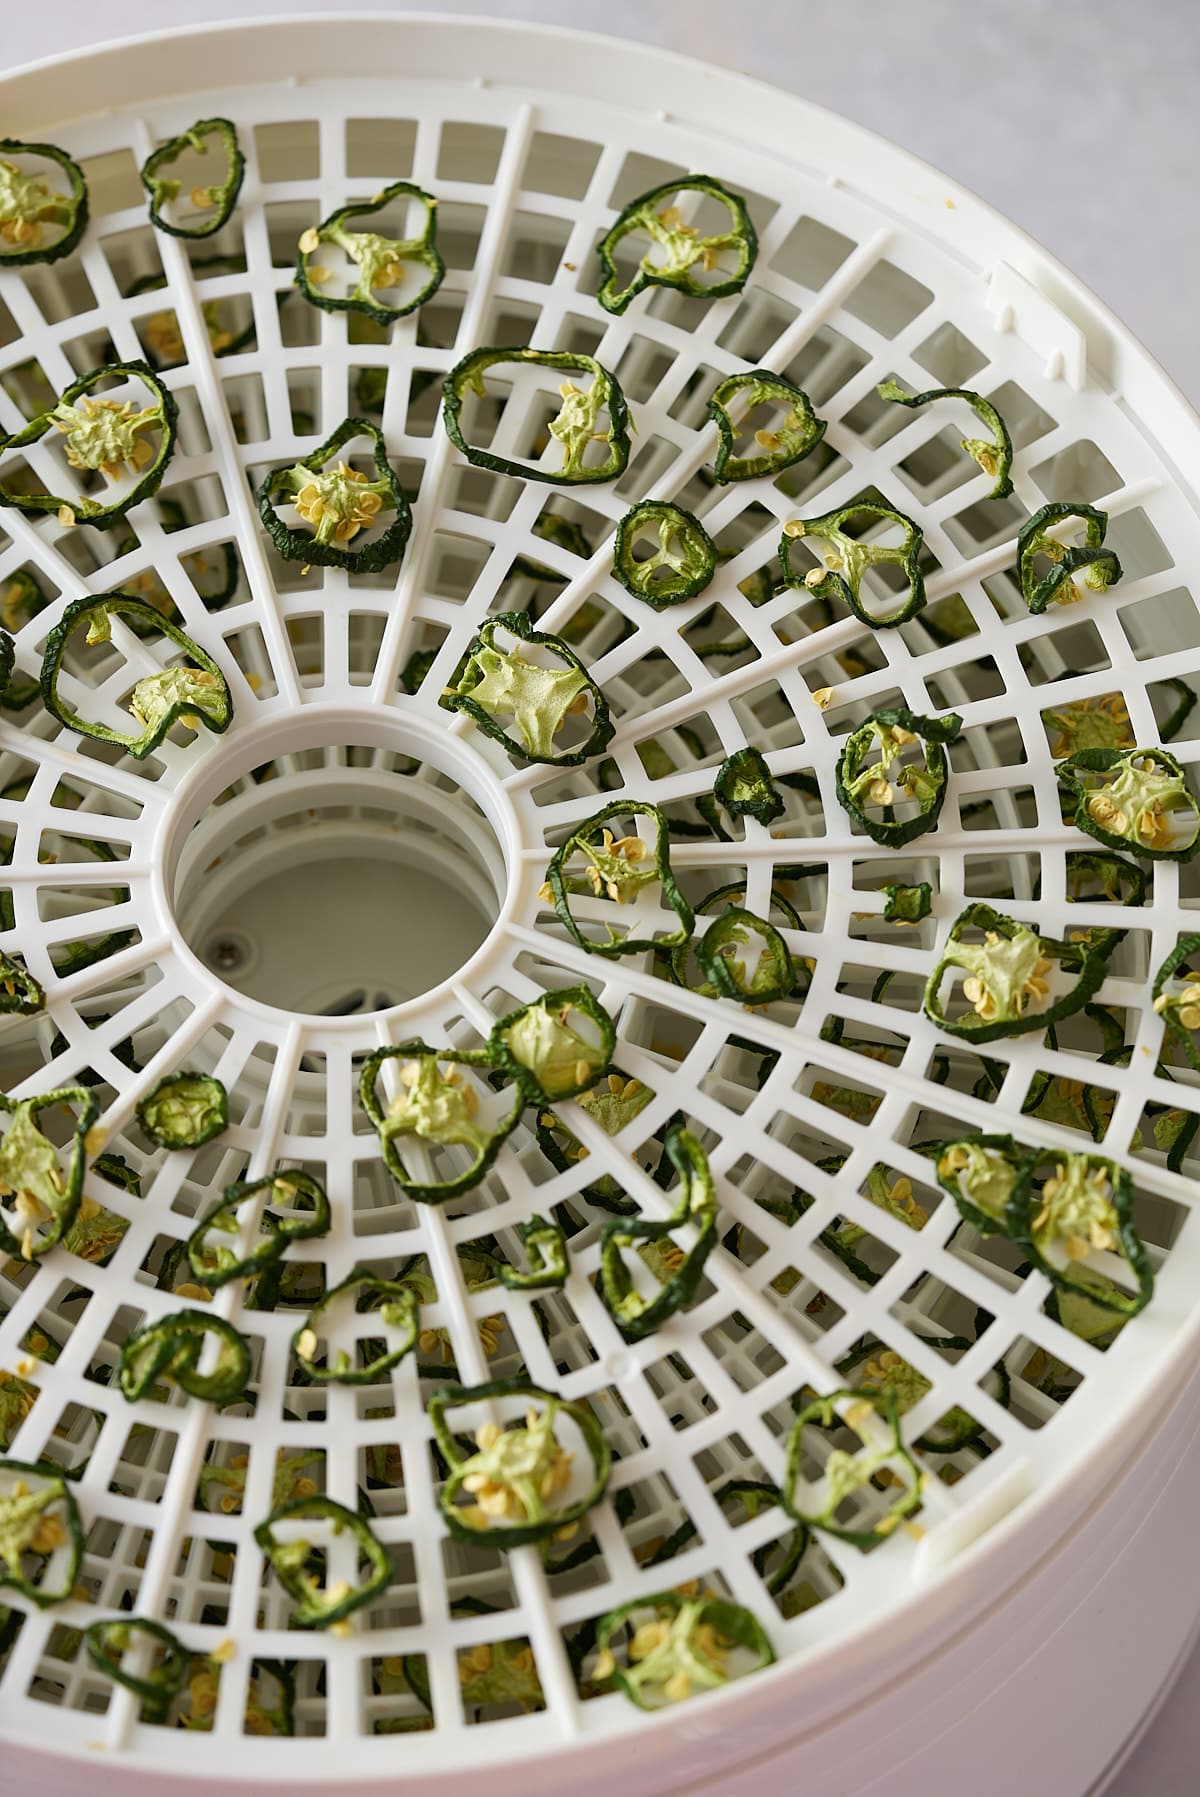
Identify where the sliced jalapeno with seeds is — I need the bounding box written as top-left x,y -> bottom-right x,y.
783,1387 -> 921,1547
444,609 -> 613,766
497,1215 -> 568,1291
141,118 -> 244,239
0,361 -> 177,531
882,882 -> 932,924
0,141 -> 88,266
0,1458 -> 83,1606
41,593 -> 232,759
599,1125 -> 717,1340
257,416 -> 411,574
707,370 -> 825,483
689,905 -> 797,1004
429,1376 -> 611,1550
1057,746 -> 1200,861
924,902 -> 1107,1043
0,952 -> 43,1016
118,1308 -> 251,1404
85,1617 -> 189,1720
187,1169 -> 330,1289
876,377 -> 1013,499
138,1069 -> 228,1149
594,1591 -> 774,1709
360,1043 -> 524,1204
611,500 -> 716,606
256,1494 -> 390,1628
291,1272 -> 419,1385
835,706 -> 962,848
712,746 -> 784,825
1019,1148 -> 1152,1318
296,182 -> 443,327
487,984 -> 616,1104
1153,934 -> 1200,1073
0,1085 -> 97,1262
597,175 -> 756,316
542,799 -> 694,960
442,347 -> 631,485
781,497 -> 926,628
933,1132 -> 1030,1234
1017,503 -> 1122,613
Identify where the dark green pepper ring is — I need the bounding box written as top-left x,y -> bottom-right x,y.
931,1132 -> 1034,1236
290,1271 -> 419,1386
1153,933 -> 1200,1073
256,416 -> 412,574
923,902 -> 1107,1044
443,608 -> 614,767
692,905 -> 797,1005
428,1376 -> 611,1549
487,983 -> 616,1104
596,174 -> 757,316
611,500 -> 716,606
598,1125 -> 717,1340
0,140 -> 89,267
117,1307 -> 252,1404
1057,746 -> 1200,862
359,1042 -> 524,1204
780,496 -> 926,629
85,1616 -> 189,1719
140,118 -> 245,240
594,1590 -> 774,1708
0,1458 -> 84,1608
876,378 -> 1013,500
186,1169 -> 331,1289
496,1214 -> 569,1291
707,370 -> 825,483
41,593 -> 232,760
782,1387 -> 922,1547
138,1069 -> 229,1149
543,799 -> 695,960
882,882 -> 932,924
442,346 -> 631,485
712,745 -> 784,825
0,360 -> 177,531
0,950 -> 44,1016
0,1084 -> 98,1262
1017,503 -> 1122,614
835,705 -> 962,848
1012,1149 -> 1153,1320
255,1494 -> 391,1628
296,181 -> 443,327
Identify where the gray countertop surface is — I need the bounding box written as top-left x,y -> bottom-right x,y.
3,1 -> 1199,1789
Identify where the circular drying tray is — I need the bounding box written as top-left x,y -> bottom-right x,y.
0,13 -> 1198,1792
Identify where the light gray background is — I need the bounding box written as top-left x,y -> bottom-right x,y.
4,2 -> 1199,1790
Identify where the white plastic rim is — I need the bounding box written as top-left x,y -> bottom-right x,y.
0,13 -> 1199,1793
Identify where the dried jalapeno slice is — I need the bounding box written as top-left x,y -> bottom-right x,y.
1057,746 -> 1200,861
924,902 -> 1107,1043
1017,1148 -> 1152,1319
496,1215 -> 569,1292
835,706 -> 962,847
0,140 -> 88,266
291,1272 -> 419,1385
1153,933 -> 1200,1072
487,984 -> 616,1104
782,1387 -> 921,1547
141,118 -> 245,239
594,1591 -> 774,1708
1017,503 -> 1122,613
882,882 -> 932,924
117,1308 -> 251,1404
598,1125 -> 717,1339
296,181 -> 443,326
442,347 -> 631,485
781,496 -> 926,628
689,905 -> 797,1004
138,1069 -> 228,1149
596,175 -> 757,315
0,1458 -> 83,1606
876,378 -> 1013,498
611,500 -> 716,605
0,952 -> 44,1016
542,799 -> 694,959
41,594 -> 232,759
711,745 -> 784,826
707,370 -> 825,483
429,1377 -> 611,1550
0,360 -> 177,530
256,1495 -> 391,1628
257,416 -> 411,574
444,609 -> 614,766
360,1043 -> 524,1204
187,1169 -> 330,1289
85,1617 -> 189,1719
0,1084 -> 97,1262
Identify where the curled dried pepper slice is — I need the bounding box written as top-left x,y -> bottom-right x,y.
1057,746 -> 1200,862
256,1495 -> 390,1628
835,706 -> 962,848
876,377 -> 1013,498
923,902 -> 1107,1043
257,416 -> 411,574
296,181 -> 443,327
444,610 -> 613,766
141,118 -> 245,239
597,175 -> 756,315
442,347 -> 631,485
594,1591 -> 773,1709
1017,503 -> 1122,613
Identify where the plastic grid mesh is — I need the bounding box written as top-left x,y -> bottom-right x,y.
0,48 -> 1197,1777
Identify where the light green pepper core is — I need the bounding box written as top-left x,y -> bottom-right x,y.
460,647 -> 588,758
936,1140 -> 1018,1224
50,395 -> 160,478
383,1056 -> 492,1160
945,924 -> 1051,1028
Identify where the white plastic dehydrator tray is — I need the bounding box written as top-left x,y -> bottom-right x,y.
2,14 -> 1200,1797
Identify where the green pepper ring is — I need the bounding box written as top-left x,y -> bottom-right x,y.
256,415 -> 413,574
692,904 -> 798,1005
1017,503 -> 1122,614
0,140 -> 89,267
487,982 -> 617,1105
444,608 -> 615,767
0,360 -> 178,531
442,346 -> 631,486
429,1376 -> 612,1550
923,902 -> 1108,1044
779,496 -> 926,629
359,1042 -> 524,1204
782,1386 -> 922,1547
876,378 -> 1014,500
290,1271 -> 419,1386
0,1458 -> 83,1608
707,369 -> 826,484
594,1590 -> 774,1709
117,1307 -> 252,1405
611,500 -> 716,607
834,706 -> 963,849
596,174 -> 757,316
255,1494 -> 391,1628
85,1616 -> 189,1717
295,180 -> 444,328
0,950 -> 44,1017
186,1168 -> 331,1289
140,117 -> 245,240
0,1084 -> 98,1261
1057,746 -> 1200,863
497,1214 -> 569,1291
544,799 -> 695,961
598,1125 -> 717,1340
137,1069 -> 229,1149
1153,932 -> 1200,1074
712,745 -> 785,825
